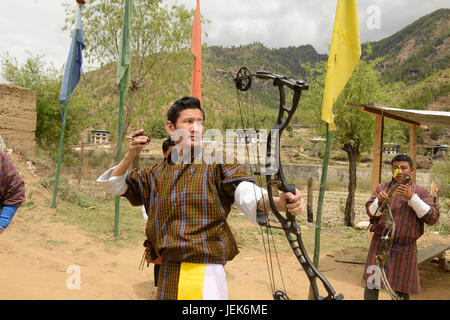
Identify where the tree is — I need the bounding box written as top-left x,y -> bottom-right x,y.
63,0 -> 194,166
0,52 -> 86,159
299,57 -> 394,227
332,59 -> 385,226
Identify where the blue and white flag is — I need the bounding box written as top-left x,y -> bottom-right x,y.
60,5 -> 85,105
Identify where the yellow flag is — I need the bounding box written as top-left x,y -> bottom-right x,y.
321,0 -> 361,130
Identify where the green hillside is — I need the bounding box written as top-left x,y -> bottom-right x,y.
362,8 -> 450,84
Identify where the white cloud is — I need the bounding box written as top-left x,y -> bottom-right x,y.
0,0 -> 448,71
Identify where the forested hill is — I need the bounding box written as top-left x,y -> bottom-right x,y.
362,8 -> 450,84
66,8 -> 450,145
205,43 -> 328,79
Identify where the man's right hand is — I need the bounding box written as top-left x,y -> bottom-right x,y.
128,129 -> 150,157
377,191 -> 389,203
111,129 -> 150,177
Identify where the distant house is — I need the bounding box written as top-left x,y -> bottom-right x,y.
292,124 -> 307,133
91,130 -> 110,144
236,129 -> 260,144
382,142 -> 400,154
425,144 -> 448,160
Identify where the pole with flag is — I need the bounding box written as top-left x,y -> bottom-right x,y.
190,0 -> 201,102
114,0 -> 136,237
52,0 -> 85,208
309,0 -> 361,298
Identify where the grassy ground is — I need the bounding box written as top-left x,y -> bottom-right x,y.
26,143 -> 450,253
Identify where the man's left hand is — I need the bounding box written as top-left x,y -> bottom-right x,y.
277,188 -> 305,216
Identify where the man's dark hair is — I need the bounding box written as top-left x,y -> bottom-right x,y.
391,154 -> 414,168
162,137 -> 175,154
166,96 -> 204,125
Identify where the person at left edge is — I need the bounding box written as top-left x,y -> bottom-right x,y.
97,96 -> 305,300
0,149 -> 25,234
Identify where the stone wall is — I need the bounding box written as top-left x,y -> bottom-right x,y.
0,84 -> 36,156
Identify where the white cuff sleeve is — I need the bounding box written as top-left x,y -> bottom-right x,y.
369,198 -> 382,216
96,166 -> 128,196
234,181 -> 268,225
408,194 -> 431,219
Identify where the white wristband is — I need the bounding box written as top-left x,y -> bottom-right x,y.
369,198 -> 382,216
234,181 -> 268,225
408,194 -> 431,218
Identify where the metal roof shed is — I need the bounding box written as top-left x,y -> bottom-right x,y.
347,102 -> 450,191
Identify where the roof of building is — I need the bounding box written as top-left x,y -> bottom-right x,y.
91,129 -> 110,133
348,102 -> 450,128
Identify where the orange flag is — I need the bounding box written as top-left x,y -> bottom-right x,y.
190,0 -> 202,103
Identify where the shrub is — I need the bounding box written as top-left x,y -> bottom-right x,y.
430,158 -> 450,198
40,172 -> 96,208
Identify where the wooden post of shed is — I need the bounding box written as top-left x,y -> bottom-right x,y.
409,125 -> 417,183
372,114 -> 384,192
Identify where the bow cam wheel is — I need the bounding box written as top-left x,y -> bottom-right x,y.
234,67 -> 252,91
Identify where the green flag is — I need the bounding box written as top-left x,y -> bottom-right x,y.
116,0 -> 137,93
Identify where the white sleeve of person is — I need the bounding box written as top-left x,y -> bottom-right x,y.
234,181 -> 268,225
408,194 -> 431,218
96,166 -> 128,196
368,198 -> 382,217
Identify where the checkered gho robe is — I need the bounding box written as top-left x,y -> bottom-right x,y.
123,154 -> 253,299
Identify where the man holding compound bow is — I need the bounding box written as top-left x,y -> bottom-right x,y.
363,154 -> 439,300
97,96 -> 305,300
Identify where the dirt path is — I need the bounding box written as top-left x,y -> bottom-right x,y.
1,208 -> 449,300
1,153 -> 449,300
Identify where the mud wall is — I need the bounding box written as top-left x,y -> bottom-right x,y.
0,84 -> 36,156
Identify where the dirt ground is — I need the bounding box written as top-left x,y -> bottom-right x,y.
1,153 -> 449,300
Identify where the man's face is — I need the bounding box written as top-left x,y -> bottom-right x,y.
391,161 -> 414,182
165,108 -> 204,148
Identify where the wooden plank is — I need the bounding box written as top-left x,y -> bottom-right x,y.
410,125 -> 417,183
439,252 -> 446,272
358,103 -> 421,126
372,114 -> 383,192
417,243 -> 450,265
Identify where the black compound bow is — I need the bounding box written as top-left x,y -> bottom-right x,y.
234,66 -> 343,300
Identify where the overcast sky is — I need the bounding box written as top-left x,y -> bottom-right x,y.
0,0 -> 448,72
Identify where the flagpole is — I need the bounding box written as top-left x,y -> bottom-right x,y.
306,123 -> 331,299
114,0 -> 129,237
313,123 -> 331,266
52,3 -> 82,209
114,77 -> 125,237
